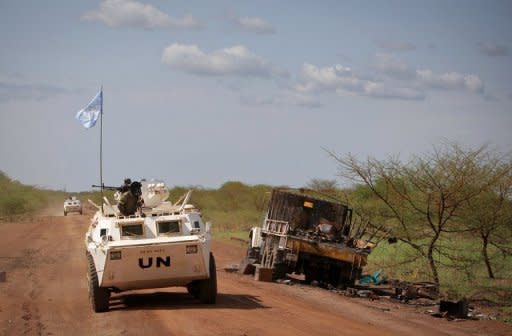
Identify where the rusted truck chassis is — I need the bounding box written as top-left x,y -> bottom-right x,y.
245,189 -> 374,288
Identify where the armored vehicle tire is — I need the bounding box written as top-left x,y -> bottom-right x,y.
187,282 -> 200,299
198,253 -> 217,304
87,253 -> 110,312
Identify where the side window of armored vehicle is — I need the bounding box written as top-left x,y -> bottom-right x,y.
120,223 -> 144,238
157,220 -> 181,236
100,228 -> 107,237
193,221 -> 200,229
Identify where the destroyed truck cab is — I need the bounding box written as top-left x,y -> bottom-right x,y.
85,180 -> 216,312
244,189 -> 377,288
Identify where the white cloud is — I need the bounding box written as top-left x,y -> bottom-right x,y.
373,54 -> 485,94
361,82 -> 425,100
232,15 -> 275,34
240,90 -> 323,109
161,44 -> 287,78
374,54 -> 415,79
478,41 -> 509,57
82,0 -> 202,30
297,63 -> 423,100
376,40 -> 416,52
416,70 -> 484,93
297,63 -> 361,92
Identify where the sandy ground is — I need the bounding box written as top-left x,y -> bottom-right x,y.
1,206 -> 511,336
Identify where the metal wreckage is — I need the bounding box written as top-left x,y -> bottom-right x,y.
241,188 -> 388,287
239,188 -> 443,308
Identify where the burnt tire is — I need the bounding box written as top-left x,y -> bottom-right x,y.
199,253 -> 217,304
272,263 -> 288,280
86,253 -> 109,312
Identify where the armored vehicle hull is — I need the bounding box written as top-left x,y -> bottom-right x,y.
64,197 -> 82,216
85,185 -> 216,312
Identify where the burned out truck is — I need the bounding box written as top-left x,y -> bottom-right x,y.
243,189 -> 377,287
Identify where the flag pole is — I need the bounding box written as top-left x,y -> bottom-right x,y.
100,86 -> 104,213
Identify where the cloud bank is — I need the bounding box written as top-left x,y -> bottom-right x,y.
82,0 -> 202,30
416,70 -> 484,93
478,41 -> 509,57
161,44 -> 286,78
231,15 -> 275,34
297,63 -> 425,100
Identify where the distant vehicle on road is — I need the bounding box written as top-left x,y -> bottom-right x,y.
64,196 -> 82,216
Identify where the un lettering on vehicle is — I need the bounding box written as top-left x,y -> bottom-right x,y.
138,256 -> 171,269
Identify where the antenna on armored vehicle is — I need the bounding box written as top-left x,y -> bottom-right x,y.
178,191 -> 193,211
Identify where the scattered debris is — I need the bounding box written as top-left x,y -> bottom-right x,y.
392,280 -> 439,301
359,270 -> 384,286
254,265 -> 273,282
438,298 -> 469,319
230,237 -> 249,244
276,279 -> 293,285
238,258 -> 257,275
224,264 -> 240,273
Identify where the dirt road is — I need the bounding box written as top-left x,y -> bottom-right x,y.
1,208 -> 510,336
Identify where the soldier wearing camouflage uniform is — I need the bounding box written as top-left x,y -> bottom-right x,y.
118,181 -> 142,216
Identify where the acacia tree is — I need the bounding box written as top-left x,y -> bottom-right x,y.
306,178 -> 338,192
462,166 -> 512,279
330,144 -> 508,287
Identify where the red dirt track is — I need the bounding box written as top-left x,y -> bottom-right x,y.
1,207 -> 511,336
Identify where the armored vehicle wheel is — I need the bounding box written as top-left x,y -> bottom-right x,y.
198,253 -> 217,304
187,282 -> 200,299
87,253 -> 109,312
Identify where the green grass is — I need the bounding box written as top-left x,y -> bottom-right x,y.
0,171 -> 67,220
366,237 -> 512,308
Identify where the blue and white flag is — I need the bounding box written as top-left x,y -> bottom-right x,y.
75,89 -> 102,128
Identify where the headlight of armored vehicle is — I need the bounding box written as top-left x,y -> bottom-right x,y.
110,250 -> 122,260
186,245 -> 198,254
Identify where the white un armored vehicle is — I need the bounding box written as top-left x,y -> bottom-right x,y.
64,196 -> 82,216
85,180 -> 217,312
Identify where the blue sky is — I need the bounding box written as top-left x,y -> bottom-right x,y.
0,0 -> 511,191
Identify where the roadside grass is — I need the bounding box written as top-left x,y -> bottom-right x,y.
367,237 -> 512,309
0,172 -> 67,221
168,182 -> 269,238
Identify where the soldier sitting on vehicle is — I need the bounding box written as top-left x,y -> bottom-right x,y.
118,178 -> 132,193
118,181 -> 143,216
